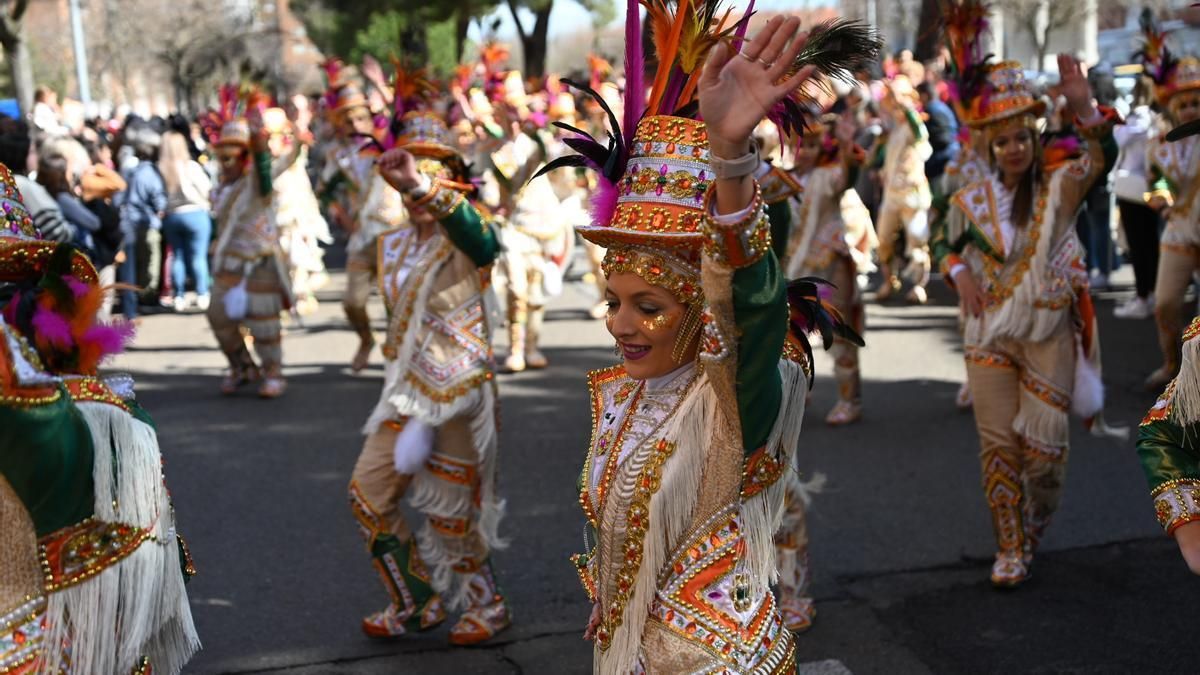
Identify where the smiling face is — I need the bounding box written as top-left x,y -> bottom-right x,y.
1171,91 -> 1200,125
604,272 -> 699,380
990,124 -> 1035,181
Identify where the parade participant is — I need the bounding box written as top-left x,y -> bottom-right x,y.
0,163 -> 200,673
1137,15 -> 1200,389
348,97 -> 510,645
546,7 -> 876,668
874,75 -> 934,304
324,65 -> 406,373
935,0 -> 995,411
1136,114 -> 1200,575
933,56 -> 1119,587
784,114 -> 868,427
202,86 -> 297,399
264,107 -> 333,316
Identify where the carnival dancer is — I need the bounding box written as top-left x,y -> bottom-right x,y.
784,114 -> 868,428
875,75 -> 934,304
348,92 -> 511,644
1138,16 -> 1200,390
933,56 -> 1119,587
203,87 -> 297,399
548,9 -> 876,669
325,69 -> 407,373
264,107 -> 333,316
1136,114 -> 1200,575
0,163 -> 200,674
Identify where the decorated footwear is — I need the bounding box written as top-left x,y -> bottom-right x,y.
778,595 -> 816,633
258,376 -> 287,399
448,562 -> 511,646
362,598 -> 446,639
825,400 -> 862,426
906,285 -> 928,305
989,551 -> 1030,588
956,382 -> 973,410
219,366 -> 259,395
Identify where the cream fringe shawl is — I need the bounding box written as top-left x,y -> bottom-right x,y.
361,236 -> 506,609
39,401 -> 200,675
598,358 -> 808,675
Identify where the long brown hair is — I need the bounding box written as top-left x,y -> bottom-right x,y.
990,131 -> 1043,228
158,131 -> 190,196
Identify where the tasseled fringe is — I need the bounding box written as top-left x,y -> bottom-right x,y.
972,170 -> 1071,348
1012,389 -> 1070,448
409,385 -> 505,611
738,360 -> 809,595
601,375 -> 715,675
1174,331 -> 1200,427
40,403 -> 200,675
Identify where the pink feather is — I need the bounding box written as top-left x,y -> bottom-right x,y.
81,322 -> 135,360
623,0 -> 645,148
590,176 -> 619,228
32,306 -> 74,350
64,276 -> 89,299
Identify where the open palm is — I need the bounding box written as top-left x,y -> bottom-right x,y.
698,16 -> 815,157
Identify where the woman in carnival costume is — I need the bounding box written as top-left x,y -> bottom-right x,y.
201,86 -> 297,399
932,56 -> 1120,587
874,75 -> 934,304
1136,112 -> 1200,575
545,5 -> 875,669
1137,15 -> 1200,390
782,113 -> 869,428
263,107 -> 333,317
0,163 -> 199,674
322,62 -> 407,373
347,70 -> 511,645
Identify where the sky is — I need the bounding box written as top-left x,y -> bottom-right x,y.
467,0 -> 834,44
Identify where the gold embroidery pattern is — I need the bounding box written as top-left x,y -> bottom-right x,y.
1152,478 -> 1200,533
40,518 -> 150,592
964,346 -> 1016,369
622,165 -> 710,204
1020,371 -> 1070,412
1142,379 -> 1176,426
0,595 -> 45,674
594,439 -> 677,651
602,246 -> 702,306
701,187 -> 770,269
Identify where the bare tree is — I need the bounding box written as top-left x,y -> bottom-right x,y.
997,0 -> 1088,70
0,0 -> 34,114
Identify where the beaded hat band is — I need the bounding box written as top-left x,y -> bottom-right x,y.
0,163 -> 97,283
965,62 -> 1047,131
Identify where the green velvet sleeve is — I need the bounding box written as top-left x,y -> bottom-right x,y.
767,200 -> 791,263
254,151 -> 273,197
0,390 -> 95,537
439,200 -> 500,268
1137,419 -> 1200,491
733,252 -> 787,452
904,108 -> 928,140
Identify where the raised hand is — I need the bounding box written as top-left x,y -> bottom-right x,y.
377,148 -> 422,193
1057,53 -> 1096,121
698,16 -> 816,159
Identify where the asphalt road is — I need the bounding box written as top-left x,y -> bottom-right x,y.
111,261 -> 1200,675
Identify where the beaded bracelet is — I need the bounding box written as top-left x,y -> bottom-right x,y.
700,184 -> 770,269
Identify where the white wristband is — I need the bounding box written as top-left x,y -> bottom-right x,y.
709,143 -> 761,180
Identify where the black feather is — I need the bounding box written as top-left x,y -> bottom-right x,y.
532,155 -> 589,180
793,20 -> 884,84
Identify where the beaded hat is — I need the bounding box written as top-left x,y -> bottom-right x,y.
0,163 -> 97,283
216,119 -> 251,148
397,111 -> 459,160
331,84 -> 369,115
964,61 -> 1046,130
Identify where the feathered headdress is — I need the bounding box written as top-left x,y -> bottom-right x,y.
480,42 -> 512,104
354,60 -> 440,157
198,84 -> 243,146
1135,8 -> 1200,107
942,0 -> 993,127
